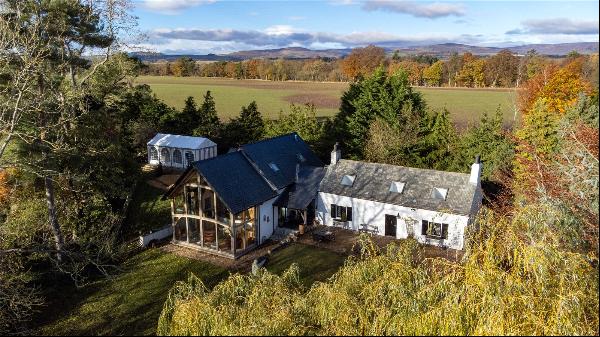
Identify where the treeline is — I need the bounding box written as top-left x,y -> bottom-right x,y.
157,46 -> 599,335
140,45 -> 599,88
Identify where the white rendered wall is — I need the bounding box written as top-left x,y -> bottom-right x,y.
258,194 -> 279,244
316,192 -> 470,250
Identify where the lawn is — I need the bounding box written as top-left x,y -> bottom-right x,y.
35,243 -> 347,335
35,249 -> 229,336
266,242 -> 347,287
136,76 -> 518,126
124,181 -> 172,238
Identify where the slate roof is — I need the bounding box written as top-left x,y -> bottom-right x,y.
164,133 -> 323,215
194,152 -> 278,214
241,133 -> 323,190
273,166 -> 326,210
319,159 -> 478,216
147,133 -> 216,149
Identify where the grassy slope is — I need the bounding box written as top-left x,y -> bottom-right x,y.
136,76 -> 518,125
36,243 -> 347,335
266,243 -> 347,288
124,181 -> 172,238
36,249 -> 229,336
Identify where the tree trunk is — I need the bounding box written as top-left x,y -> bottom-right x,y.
45,176 -> 64,262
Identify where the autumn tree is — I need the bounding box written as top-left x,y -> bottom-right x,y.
341,45 -> 386,80
171,57 -> 195,77
484,49 -> 518,87
423,60 -> 444,87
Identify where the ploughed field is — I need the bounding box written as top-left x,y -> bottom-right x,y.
136,76 -> 519,126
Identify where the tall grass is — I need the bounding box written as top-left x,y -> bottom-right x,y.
158,207 -> 599,336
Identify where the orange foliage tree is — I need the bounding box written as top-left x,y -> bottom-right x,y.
341,45 -> 385,80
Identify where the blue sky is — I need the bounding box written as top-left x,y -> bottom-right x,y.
130,0 -> 599,54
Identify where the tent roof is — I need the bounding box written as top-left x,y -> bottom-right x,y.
147,133 -> 216,150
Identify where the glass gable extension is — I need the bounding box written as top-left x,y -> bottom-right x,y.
171,172 -> 258,258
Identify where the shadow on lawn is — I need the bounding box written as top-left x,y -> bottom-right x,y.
34,249 -> 229,336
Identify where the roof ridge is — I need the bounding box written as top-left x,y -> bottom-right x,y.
338,159 -> 470,177
237,149 -> 279,192
240,132 -> 298,147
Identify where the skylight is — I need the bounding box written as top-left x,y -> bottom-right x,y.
341,175 -> 355,186
268,162 -> 280,172
389,181 -> 406,193
432,187 -> 448,200
296,153 -> 306,162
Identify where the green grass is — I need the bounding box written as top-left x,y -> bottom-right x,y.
267,243 -> 347,287
35,243 -> 347,335
136,76 -> 518,126
124,181 -> 171,238
36,249 -> 229,336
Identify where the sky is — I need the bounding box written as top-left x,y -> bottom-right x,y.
129,0 -> 600,54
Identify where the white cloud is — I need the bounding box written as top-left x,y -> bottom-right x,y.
141,0 -> 216,14
507,18 -> 599,35
362,0 -> 465,18
144,26 -> 485,54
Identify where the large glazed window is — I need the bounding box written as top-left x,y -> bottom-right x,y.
216,197 -> 230,224
185,185 -> 199,215
188,218 -> 200,243
174,217 -> 187,242
202,188 -> 215,219
245,208 -> 256,246
202,220 -> 216,249
217,224 -> 232,253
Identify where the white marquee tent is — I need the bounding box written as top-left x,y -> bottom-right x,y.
147,133 -> 217,169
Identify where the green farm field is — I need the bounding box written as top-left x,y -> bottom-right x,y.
136,76 -> 519,125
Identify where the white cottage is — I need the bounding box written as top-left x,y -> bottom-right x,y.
147,133 -> 217,169
316,144 -> 483,250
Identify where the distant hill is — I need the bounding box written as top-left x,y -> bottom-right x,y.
131,42 -> 598,62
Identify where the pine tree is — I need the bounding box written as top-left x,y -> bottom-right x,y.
224,101 -> 264,147
194,90 -> 221,138
341,66 -> 426,159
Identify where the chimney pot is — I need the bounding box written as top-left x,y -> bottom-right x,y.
331,142 -> 341,165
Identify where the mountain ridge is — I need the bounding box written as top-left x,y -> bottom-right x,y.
131,42 -> 599,62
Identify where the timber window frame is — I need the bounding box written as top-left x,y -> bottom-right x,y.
421,220 -> 448,240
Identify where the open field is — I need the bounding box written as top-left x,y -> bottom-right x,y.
136,76 -> 519,126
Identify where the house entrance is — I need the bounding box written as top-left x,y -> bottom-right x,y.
385,214 -> 397,237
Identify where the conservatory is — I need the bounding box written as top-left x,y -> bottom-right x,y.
147,133 -> 217,169
166,156 -> 269,258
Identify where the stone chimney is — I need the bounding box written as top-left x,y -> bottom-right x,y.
469,155 -> 482,185
331,142 -> 341,165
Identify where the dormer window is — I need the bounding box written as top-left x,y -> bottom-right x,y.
432,187 -> 448,200
268,162 -> 280,172
341,175 -> 355,186
389,181 -> 405,193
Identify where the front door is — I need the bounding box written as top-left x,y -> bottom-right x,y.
385,215 -> 397,237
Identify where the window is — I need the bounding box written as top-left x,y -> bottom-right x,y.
389,181 -> 406,193
173,149 -> 182,164
268,162 -> 280,172
421,220 -> 448,239
149,147 -> 159,161
160,148 -> 170,162
341,175 -> 355,186
432,187 -> 448,200
331,204 -> 352,222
